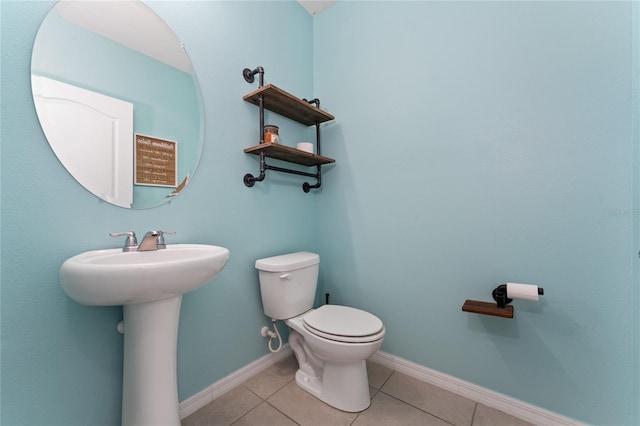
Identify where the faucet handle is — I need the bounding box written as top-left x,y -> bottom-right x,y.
155,230 -> 176,249
110,231 -> 138,252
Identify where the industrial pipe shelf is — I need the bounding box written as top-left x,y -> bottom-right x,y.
242,66 -> 336,193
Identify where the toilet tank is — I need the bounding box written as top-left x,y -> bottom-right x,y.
255,252 -> 319,320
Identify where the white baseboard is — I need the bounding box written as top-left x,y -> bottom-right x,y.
179,345 -> 292,419
370,351 -> 583,426
180,346 -> 581,425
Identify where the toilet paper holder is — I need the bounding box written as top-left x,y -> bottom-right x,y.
491,285 -> 513,308
492,283 -> 544,308
462,283 -> 544,318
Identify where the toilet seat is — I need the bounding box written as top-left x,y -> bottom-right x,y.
303,305 -> 384,343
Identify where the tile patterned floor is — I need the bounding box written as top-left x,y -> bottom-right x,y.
182,355 -> 533,426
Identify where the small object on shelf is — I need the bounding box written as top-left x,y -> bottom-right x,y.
297,142 -> 313,154
264,125 -> 279,144
462,300 -> 514,318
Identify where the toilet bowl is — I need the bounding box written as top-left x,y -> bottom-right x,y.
255,252 -> 385,412
286,305 -> 384,411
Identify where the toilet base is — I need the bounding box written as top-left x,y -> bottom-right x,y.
285,312 -> 382,413
294,360 -> 371,412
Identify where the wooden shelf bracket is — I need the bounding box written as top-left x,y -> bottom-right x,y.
462,300 -> 514,318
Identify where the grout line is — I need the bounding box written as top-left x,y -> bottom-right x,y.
375,387 -> 456,426
241,384 -> 266,401
264,400 -> 302,426
470,402 -> 478,426
228,401 -> 260,426
377,368 -> 394,390
241,374 -> 295,403
266,376 -> 296,401
348,404 -> 364,426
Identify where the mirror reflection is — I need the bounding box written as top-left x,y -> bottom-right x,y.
31,0 -> 204,209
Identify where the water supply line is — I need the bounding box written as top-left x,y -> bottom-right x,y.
260,319 -> 282,353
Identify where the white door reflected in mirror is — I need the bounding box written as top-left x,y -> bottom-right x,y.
32,75 -> 134,208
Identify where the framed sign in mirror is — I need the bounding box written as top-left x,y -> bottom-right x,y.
134,134 -> 178,188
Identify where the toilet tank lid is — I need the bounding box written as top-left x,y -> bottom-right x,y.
255,251 -> 319,272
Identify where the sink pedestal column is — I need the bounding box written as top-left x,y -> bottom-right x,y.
122,295 -> 182,426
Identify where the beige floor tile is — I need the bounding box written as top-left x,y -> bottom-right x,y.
232,402 -> 299,426
366,360 -> 393,389
242,355 -> 298,399
352,391 -> 451,426
472,404 -> 534,426
183,355 -> 536,426
381,372 -> 476,426
267,380 -> 359,426
182,386 -> 262,426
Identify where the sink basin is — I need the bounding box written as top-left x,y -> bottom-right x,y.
60,244 -> 229,306
60,243 -> 229,426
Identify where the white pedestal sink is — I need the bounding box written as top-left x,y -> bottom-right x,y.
60,244 -> 230,426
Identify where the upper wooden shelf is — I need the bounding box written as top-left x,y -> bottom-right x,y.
243,84 -> 335,126
244,143 -> 335,167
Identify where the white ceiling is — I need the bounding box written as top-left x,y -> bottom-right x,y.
55,0 -> 192,74
55,0 -> 338,73
296,0 -> 339,15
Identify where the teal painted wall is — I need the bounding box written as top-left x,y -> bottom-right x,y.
1,1 -> 313,424
313,2 -> 637,425
1,1 -> 638,425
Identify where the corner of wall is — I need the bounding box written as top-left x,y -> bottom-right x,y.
632,1 -> 640,424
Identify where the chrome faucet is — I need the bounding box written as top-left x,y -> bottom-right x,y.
110,230 -> 175,252
137,230 -> 175,251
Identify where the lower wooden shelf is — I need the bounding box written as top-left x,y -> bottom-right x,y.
462,300 -> 514,318
244,143 -> 335,167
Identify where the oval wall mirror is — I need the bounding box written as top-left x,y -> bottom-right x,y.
31,0 -> 204,209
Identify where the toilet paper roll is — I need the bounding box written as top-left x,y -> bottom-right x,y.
506,283 -> 540,301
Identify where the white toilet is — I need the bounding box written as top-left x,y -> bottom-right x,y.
255,251 -> 385,412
